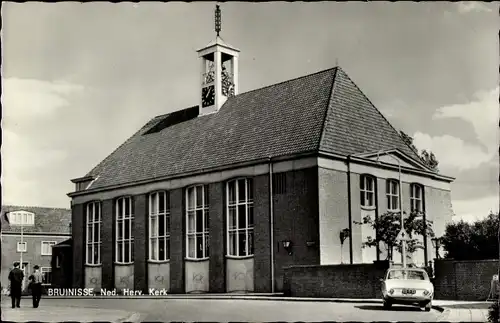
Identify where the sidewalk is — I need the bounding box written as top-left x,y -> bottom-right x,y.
433,300 -> 491,322
1,305 -> 140,323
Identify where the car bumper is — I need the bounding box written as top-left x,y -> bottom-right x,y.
384,295 -> 432,304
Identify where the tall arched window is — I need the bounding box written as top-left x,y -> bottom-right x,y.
386,179 -> 400,211
149,191 -> 170,261
186,185 -> 209,259
86,201 -> 101,265
360,175 -> 376,207
227,178 -> 254,257
410,183 -> 424,212
115,197 -> 134,263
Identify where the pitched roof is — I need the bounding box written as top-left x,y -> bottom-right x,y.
75,66 -> 429,193
1,206 -> 71,234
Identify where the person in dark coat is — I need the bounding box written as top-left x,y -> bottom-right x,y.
28,265 -> 44,308
8,262 -> 24,308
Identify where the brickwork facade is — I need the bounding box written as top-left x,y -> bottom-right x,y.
283,261 -> 390,298
70,157 -> 453,294
434,259 -> 498,301
71,167 -> 321,293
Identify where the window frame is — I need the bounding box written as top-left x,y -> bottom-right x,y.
185,184 -> 210,260
85,201 -> 102,265
17,242 -> 27,253
115,196 -> 134,264
41,241 -> 57,256
410,183 -> 424,213
272,172 -> 287,195
148,191 -> 171,262
40,267 -> 52,286
360,175 -> 376,208
386,179 -> 400,211
226,178 -> 254,257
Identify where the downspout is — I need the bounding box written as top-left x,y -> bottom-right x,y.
422,188 -> 428,265
269,157 -> 275,293
346,155 -> 353,264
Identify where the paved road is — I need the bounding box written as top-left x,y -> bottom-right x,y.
3,297 -> 441,322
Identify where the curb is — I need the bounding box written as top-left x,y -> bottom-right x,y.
41,295 -> 384,303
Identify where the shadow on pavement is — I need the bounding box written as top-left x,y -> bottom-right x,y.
355,305 -> 423,312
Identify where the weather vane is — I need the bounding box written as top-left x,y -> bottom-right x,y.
215,4 -> 221,37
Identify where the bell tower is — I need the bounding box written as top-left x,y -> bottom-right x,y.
197,5 -> 240,116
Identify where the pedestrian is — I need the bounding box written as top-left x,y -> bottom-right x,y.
8,261 -> 24,308
28,265 -> 44,308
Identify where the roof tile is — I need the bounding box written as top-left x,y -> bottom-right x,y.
77,66 -> 425,193
1,205 -> 71,234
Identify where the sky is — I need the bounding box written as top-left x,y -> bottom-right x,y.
1,2 -> 498,223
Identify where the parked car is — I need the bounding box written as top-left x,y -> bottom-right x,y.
380,267 -> 434,311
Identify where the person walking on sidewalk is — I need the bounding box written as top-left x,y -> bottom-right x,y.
8,262 -> 24,308
28,265 -> 44,308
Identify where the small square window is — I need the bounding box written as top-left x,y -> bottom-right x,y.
17,242 -> 27,253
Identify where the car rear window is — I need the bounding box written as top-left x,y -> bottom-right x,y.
387,269 -> 428,280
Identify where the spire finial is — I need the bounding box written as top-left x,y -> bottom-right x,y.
215,4 -> 221,37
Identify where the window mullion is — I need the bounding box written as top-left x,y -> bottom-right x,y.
245,180 -> 249,256
236,183 -> 239,256
202,186 -> 206,258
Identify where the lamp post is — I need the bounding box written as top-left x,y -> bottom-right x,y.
376,151 -> 406,268
431,237 -> 441,259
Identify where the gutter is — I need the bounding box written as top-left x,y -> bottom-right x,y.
68,151 -> 318,198
318,150 -> 455,183
346,155 -> 353,264
269,157 -> 275,293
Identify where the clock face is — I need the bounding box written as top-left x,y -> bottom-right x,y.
202,85 -> 215,108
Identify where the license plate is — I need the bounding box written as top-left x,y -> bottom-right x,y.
402,288 -> 416,294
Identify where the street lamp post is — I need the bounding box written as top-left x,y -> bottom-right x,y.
431,237 -> 441,259
376,151 -> 406,268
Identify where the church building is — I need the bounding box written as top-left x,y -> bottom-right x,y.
68,6 -> 454,294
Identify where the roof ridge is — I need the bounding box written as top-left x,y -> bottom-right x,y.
317,67 -> 339,151
234,66 -> 338,98
337,69 -> 423,163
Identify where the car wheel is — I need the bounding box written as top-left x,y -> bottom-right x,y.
424,301 -> 432,312
383,300 -> 392,309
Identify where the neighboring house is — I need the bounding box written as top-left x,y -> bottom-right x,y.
1,206 -> 71,292
67,14 -> 455,294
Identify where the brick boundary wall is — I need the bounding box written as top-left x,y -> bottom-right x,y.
283,261 -> 390,299
433,259 -> 498,301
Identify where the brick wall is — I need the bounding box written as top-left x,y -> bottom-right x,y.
273,167 -> 320,292
72,203 -> 85,288
253,174 -> 271,292
208,182 -> 225,292
283,261 -> 389,298
169,188 -> 185,293
101,199 -> 114,290
133,194 -> 148,293
434,259 -> 498,301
